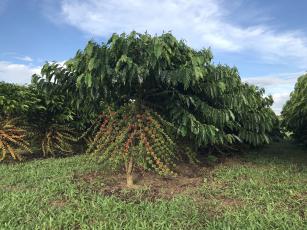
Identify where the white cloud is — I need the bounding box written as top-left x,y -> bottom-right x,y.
243,71 -> 306,114
15,56 -> 33,62
0,60 -> 68,85
57,0 -> 307,66
271,92 -> 290,115
243,71 -> 305,87
0,61 -> 40,85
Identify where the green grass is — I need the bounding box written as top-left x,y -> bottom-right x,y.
0,142 -> 306,229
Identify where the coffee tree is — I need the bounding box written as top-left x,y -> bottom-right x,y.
282,73 -> 307,145
26,82 -> 79,157
0,82 -> 39,119
34,32 -> 277,186
0,82 -> 36,161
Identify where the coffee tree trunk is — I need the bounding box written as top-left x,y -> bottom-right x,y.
126,156 -> 134,187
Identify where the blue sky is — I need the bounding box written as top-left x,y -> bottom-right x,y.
0,0 -> 306,113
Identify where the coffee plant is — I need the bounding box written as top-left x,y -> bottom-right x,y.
34,32 -> 277,185
0,82 -> 40,119
40,124 -> 76,157
282,73 -> 307,145
26,86 -> 78,157
85,103 -> 176,186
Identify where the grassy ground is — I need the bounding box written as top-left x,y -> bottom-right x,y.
0,142 -> 306,229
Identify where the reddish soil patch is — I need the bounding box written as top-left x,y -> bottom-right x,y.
74,163 -> 211,202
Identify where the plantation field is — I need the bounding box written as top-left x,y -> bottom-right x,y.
0,142 -> 306,229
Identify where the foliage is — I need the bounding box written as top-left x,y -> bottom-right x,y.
0,81 -> 78,159
165,68 -> 276,147
25,84 -> 78,157
0,119 -> 31,161
32,65 -> 103,130
35,32 -> 277,149
282,73 -> 307,145
26,84 -> 75,126
0,82 -> 40,119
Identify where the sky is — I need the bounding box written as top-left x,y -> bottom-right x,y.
0,0 -> 306,114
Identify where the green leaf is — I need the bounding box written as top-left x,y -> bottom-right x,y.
194,67 -> 203,81
218,82 -> 226,92
85,42 -> 95,56
85,74 -> 92,88
88,58 -> 96,71
154,39 -> 162,59
76,75 -> 84,88
178,126 -> 187,136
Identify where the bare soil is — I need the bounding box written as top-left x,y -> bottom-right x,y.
74,163 -> 212,202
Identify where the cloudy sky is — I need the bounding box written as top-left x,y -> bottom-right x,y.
0,0 -> 306,113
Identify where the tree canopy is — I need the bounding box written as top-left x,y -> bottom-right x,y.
282,73 -> 307,145
34,32 -> 277,148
